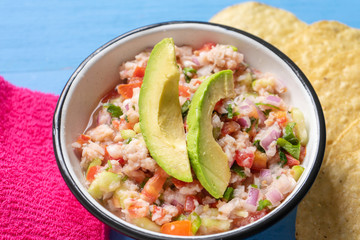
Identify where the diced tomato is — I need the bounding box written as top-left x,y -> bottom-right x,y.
194,80 -> 203,86
197,42 -> 216,52
76,134 -> 91,145
161,220 -> 192,236
117,82 -> 142,99
184,195 -> 198,213
214,99 -> 224,112
251,150 -> 267,170
172,178 -> 188,188
275,111 -> 288,127
233,210 -> 268,227
285,153 -> 300,167
141,168 -> 168,203
235,150 -> 254,168
112,119 -> 135,130
132,66 -> 146,78
209,200 -> 218,208
179,85 -> 191,97
221,121 -> 240,136
86,166 -> 101,182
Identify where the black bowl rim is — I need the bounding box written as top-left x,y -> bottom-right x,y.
53,20 -> 326,240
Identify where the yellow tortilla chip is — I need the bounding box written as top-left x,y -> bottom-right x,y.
210,2 -> 307,47
296,150 -> 360,239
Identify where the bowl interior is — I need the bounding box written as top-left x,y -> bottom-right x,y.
55,22 -> 324,239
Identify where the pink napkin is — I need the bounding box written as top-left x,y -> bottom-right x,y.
0,76 -> 109,240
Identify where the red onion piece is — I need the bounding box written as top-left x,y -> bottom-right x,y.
192,57 -> 200,66
245,99 -> 265,124
263,95 -> 282,108
259,124 -> 281,151
265,188 -> 284,206
246,187 -> 260,206
125,103 -> 130,111
259,169 -> 272,184
236,116 -> 251,129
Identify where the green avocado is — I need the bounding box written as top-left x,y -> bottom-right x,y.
139,38 -> 192,182
187,70 -> 235,198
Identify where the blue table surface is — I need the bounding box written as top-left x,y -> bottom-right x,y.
1,1 -> 359,239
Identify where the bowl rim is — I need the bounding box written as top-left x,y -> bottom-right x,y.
53,20 -> 326,240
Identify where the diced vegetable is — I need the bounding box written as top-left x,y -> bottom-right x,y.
285,153 -> 301,167
252,150 -> 267,170
183,67 -> 197,83
131,217 -> 160,232
88,171 -> 122,199
279,150 -> 287,167
291,108 -> 308,145
255,102 -> 280,110
231,164 -> 246,178
178,85 -> 191,97
253,140 -> 265,153
86,166 -> 101,182
223,187 -> 234,202
189,212 -> 201,235
291,165 -> 305,181
251,78 -> 275,91
234,150 -> 254,168
200,217 -> 231,233
226,104 -> 234,119
160,220 -> 192,236
86,158 -> 102,176
104,103 -> 123,118
257,199 -> 272,211
184,195 -> 198,212
212,127 -> 221,139
132,66 -> 146,78
117,82 -> 142,99
121,129 -> 136,140
277,138 -> 300,160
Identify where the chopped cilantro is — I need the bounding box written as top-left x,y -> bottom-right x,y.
253,140 -> 265,153
263,109 -> 272,116
124,138 -> 132,144
132,105 -> 136,110
277,138 -> 300,159
140,177 -> 150,188
251,184 -> 258,189
212,127 -> 221,139
257,199 -> 272,211
183,67 -> 197,83
104,103 -> 123,118
181,99 -> 191,118
246,117 -> 257,132
121,175 -> 128,182
226,104 -> 234,119
223,187 -> 234,202
232,164 -> 246,178
124,115 -> 129,123
279,150 -> 288,167
255,102 -> 280,110
105,160 -> 112,170
283,122 -> 299,145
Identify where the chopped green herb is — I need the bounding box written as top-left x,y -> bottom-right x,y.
177,214 -> 188,221
276,175 -> 281,179
246,117 -> 257,132
183,67 -> 197,83
251,184 -> 258,189
279,150 -> 288,167
124,115 -> 129,123
223,187 -> 234,202
106,160 -> 112,170
257,199 -> 272,211
277,138 -> 300,159
253,140 -> 265,153
104,103 -> 123,118
132,105 -> 136,110
181,99 -> 191,118
226,104 -> 234,119
140,177 -> 150,188
283,122 -> 299,145
124,138 -> 133,144
121,175 -> 128,182
255,102 -> 280,110
232,164 -> 246,178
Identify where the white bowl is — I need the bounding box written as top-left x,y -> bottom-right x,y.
53,21 -> 326,240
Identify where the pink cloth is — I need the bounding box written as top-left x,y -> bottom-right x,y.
0,76 -> 109,240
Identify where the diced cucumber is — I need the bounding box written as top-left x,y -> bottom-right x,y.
133,123 -> 141,133
112,186 -> 138,209
291,165 -> 305,181
131,217 -> 161,232
189,212 -> 201,235
121,129 -> 136,140
291,108 -> 308,146
88,171 -> 121,199
86,158 -> 102,176
200,217 -> 231,233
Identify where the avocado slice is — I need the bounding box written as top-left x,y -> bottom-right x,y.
139,38 -> 192,182
187,70 -> 235,198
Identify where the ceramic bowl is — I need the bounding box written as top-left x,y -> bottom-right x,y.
53,21 -> 326,240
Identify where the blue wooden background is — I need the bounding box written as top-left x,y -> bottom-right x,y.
1,0 -> 359,239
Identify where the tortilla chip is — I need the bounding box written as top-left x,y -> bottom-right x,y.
210,2 -> 307,47
328,118 -> 360,160
295,150 -> 360,239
